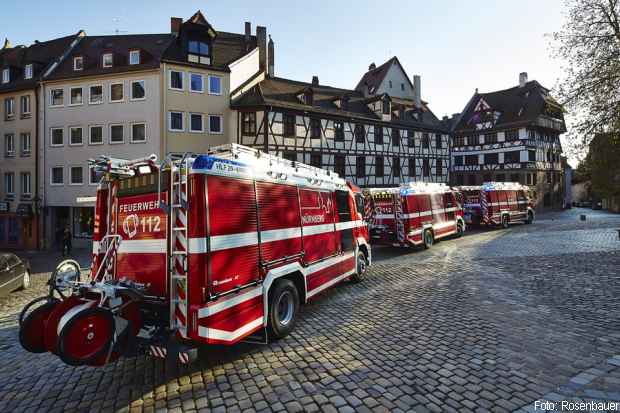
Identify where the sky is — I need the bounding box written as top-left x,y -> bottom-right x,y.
3,0 -> 571,158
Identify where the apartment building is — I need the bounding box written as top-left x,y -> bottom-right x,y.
0,34 -> 79,249
451,73 -> 566,209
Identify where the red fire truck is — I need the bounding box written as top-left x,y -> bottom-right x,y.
18,144 -> 370,367
365,183 -> 465,248
457,182 -> 534,228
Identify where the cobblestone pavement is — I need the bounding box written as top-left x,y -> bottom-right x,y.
0,209 -> 619,412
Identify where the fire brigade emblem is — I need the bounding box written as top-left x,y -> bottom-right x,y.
122,214 -> 139,239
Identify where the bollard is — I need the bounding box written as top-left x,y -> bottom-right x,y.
580,214 -> 586,221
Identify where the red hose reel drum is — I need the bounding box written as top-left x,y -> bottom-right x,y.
19,298 -> 60,353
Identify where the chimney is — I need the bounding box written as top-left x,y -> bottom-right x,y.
245,22 -> 251,41
413,75 -> 421,107
452,113 -> 460,119
267,35 -> 274,78
312,76 -> 319,87
256,26 -> 267,72
519,72 -> 528,87
442,115 -> 449,121
368,62 -> 376,71
170,17 -> 182,36
2,38 -> 11,49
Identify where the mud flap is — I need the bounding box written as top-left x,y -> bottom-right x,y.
146,335 -> 198,376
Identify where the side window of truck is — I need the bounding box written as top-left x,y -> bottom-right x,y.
336,190 -> 352,222
355,194 -> 364,216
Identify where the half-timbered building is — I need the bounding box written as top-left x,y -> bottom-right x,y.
451,73 -> 566,209
230,57 -> 450,187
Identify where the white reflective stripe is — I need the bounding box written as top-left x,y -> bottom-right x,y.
409,229 -> 423,236
307,269 -> 356,298
198,286 -> 262,318
92,241 -> 100,254
56,301 -> 97,335
198,317 -> 263,341
210,232 -> 258,251
488,201 -> 524,207
419,210 -> 432,217
261,227 -> 302,243
464,203 -> 481,208
335,220 -> 364,231
189,237 -> 207,253
374,214 -> 393,220
434,221 -> 456,230
307,252 -> 355,275
117,239 -> 166,254
302,223 -> 335,236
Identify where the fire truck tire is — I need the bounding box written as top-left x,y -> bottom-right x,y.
19,299 -> 59,353
501,215 -> 509,228
57,307 -> 115,366
456,222 -> 465,237
423,229 -> 434,249
267,279 -> 300,340
525,211 -> 534,224
351,251 -> 368,283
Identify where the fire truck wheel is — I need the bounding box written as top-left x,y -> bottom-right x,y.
525,211 -> 534,224
423,229 -> 434,249
351,251 -> 368,283
57,307 -> 115,366
501,215 -> 509,228
267,279 -> 300,340
19,299 -> 59,353
456,222 -> 465,237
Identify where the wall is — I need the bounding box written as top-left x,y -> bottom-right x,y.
375,62 -> 415,100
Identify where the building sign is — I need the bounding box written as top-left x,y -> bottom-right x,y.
0,202 -> 9,213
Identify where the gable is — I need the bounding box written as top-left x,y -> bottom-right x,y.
473,98 -> 491,112
375,59 -> 414,100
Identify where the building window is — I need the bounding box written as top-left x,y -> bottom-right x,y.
129,50 -> 140,65
283,114 -> 296,137
20,133 -> 31,156
70,166 -> 83,185
505,129 -> 519,141
422,133 -> 430,149
504,151 -> 520,163
465,155 -> 478,166
391,128 -> 400,147
334,155 -> 345,177
241,112 -> 256,135
310,118 -> 321,139
110,124 -> 124,143
73,56 -> 83,71
485,132 -> 498,144
189,113 -> 204,133
110,83 -> 124,102
310,153 -> 322,168
511,173 -> 520,183
73,207 -> 94,238
131,80 -> 145,100
382,98 -> 390,115
69,127 -> 83,145
435,134 -> 442,149
131,123 -> 146,142
5,134 -> 15,157
208,76 -> 222,95
356,156 -> 366,178
423,159 -> 430,177
454,155 -> 463,166
51,128 -> 64,146
24,64 -> 33,79
4,97 -> 14,118
169,70 -> 184,90
496,174 -> 506,182
454,136 -> 464,146
401,83 -> 405,91
393,157 -> 401,177
484,153 -> 498,164
51,167 -> 63,185
20,172 -> 31,196
408,157 -> 416,177
375,156 -> 384,177
102,53 -> 113,68
4,172 -> 14,194
208,114 -> 223,134
435,158 -> 442,176
89,167 -> 99,185
333,121 -> 344,141
20,95 -> 31,115
389,80 -> 393,88
70,87 -> 83,105
89,125 -> 103,145
374,125 -> 383,145
89,85 -> 103,104
188,40 -> 210,58
50,88 -> 64,106
528,150 -> 536,162
282,151 -> 296,162
354,124 -> 365,143
190,73 -> 204,93
1,68 -> 9,84
168,112 -> 184,132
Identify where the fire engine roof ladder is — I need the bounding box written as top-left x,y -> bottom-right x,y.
158,153 -> 191,338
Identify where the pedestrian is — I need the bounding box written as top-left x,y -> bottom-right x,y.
62,226 -> 72,257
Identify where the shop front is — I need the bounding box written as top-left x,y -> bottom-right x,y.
0,201 -> 39,250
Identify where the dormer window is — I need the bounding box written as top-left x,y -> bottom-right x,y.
129,50 -> 140,65
2,69 -> 9,84
24,64 -> 33,79
73,56 -> 83,71
188,40 -> 210,65
102,53 -> 113,68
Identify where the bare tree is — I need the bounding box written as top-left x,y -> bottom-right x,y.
553,0 -> 620,154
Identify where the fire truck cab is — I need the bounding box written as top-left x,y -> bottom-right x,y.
457,182 -> 534,228
18,144 -> 370,367
366,183 -> 465,248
